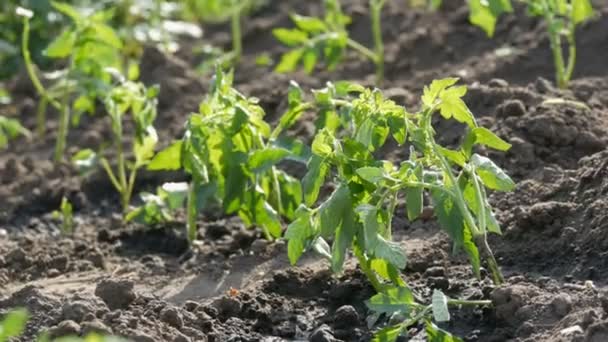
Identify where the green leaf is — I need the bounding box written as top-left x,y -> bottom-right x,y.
51,1 -> 82,22
291,14 -> 328,32
285,213 -> 312,264
319,184 -> 350,237
437,146 -> 467,167
249,147 -> 291,173
311,129 -> 335,158
275,49 -> 304,73
71,149 -> 97,173
134,127 -> 158,166
332,205 -> 356,273
302,48 -> 318,74
468,0 -> 513,37
370,259 -> 406,286
92,23 -> 122,48
572,0 -> 594,25
422,78 -> 459,107
302,155 -> 328,206
356,167 -> 386,183
256,199 -> 283,238
426,321 -> 464,342
223,152 -> 248,213
161,182 -> 189,210
470,154 -> 515,191
148,141 -> 183,170
438,86 -> 476,128
431,289 -> 450,322
273,28 -> 308,46
371,324 -> 404,342
463,127 -> 511,156
44,30 -> 75,58
0,308 -> 28,339
366,286 -> 415,315
405,165 -> 423,221
375,237 -> 407,270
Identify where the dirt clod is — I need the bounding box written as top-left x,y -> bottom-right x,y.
95,279 -> 137,310
551,293 -> 573,317
160,306 -> 184,329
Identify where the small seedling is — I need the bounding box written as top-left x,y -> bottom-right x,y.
0,116 -> 29,149
431,0 -> 594,88
149,68 -> 308,242
286,78 -> 514,288
527,0 -> 595,88
18,2 -> 123,161
274,0 -> 389,84
100,78 -> 160,215
126,182 -> 189,225
52,196 -> 74,235
367,288 -> 491,341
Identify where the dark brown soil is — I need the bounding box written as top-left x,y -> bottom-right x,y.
2,1 -> 608,341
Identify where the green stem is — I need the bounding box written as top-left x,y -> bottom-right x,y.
231,1 -> 242,62
563,28 -> 576,87
448,299 -> 492,307
370,0 -> 385,84
21,18 -> 61,111
36,99 -> 47,137
187,181 -> 198,243
346,38 -> 378,64
354,246 -> 384,293
546,15 -> 567,88
53,95 -> 70,162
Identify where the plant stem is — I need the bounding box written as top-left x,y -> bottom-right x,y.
474,235 -> 504,285
354,246 -> 384,293
36,99 -> 47,137
187,181 -> 198,242
346,38 -> 378,64
447,299 -> 492,307
545,11 -> 567,88
370,0 -> 385,84
231,1 -> 242,62
564,28 -> 576,87
53,95 -> 70,162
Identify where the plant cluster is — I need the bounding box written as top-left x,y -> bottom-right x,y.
18,2 -> 125,161
147,69 -> 514,340
274,0 -> 388,84
148,69 -> 308,242
431,0 -> 595,88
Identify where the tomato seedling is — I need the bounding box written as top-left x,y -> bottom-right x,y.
432,0 -> 594,88
149,68 -> 308,242
18,2 -> 123,162
286,78 -> 513,288
127,182 -> 189,225
0,308 -> 28,342
274,0 -> 389,84
99,78 -> 160,215
52,196 -> 74,235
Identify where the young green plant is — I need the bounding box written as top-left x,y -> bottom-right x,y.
527,0 -> 595,88
17,2 -> 123,162
100,78 -> 160,215
285,78 -> 514,290
126,182 -> 189,225
52,196 -> 74,235
0,115 -> 29,149
273,0 -> 389,84
431,0 -> 594,88
149,68 -> 308,242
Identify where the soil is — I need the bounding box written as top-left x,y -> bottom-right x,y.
2,1 -> 608,341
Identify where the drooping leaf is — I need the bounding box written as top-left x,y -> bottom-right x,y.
470,154 -> 515,191
426,321 -> 464,342
366,286 -> 415,315
371,324 -> 404,342
356,167 -> 386,183
285,213 -> 312,265
431,289 -> 450,322
272,28 -> 309,46
44,30 -> 76,58
302,155 -> 329,206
